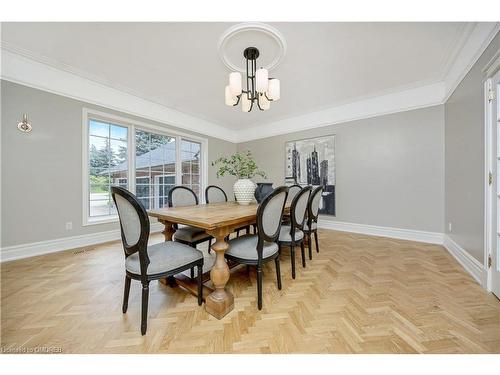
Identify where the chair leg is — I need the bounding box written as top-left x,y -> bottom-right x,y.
300,241 -> 306,268
190,267 -> 195,279
275,257 -> 282,290
141,281 -> 150,335
237,229 -> 240,237
278,243 -> 282,255
308,233 -> 313,260
314,231 -> 319,253
122,275 -> 131,313
208,238 -> 212,253
167,276 -> 177,287
290,245 -> 296,279
197,264 -> 203,306
257,265 -> 263,310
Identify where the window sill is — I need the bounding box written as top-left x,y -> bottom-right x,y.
83,215 -> 119,226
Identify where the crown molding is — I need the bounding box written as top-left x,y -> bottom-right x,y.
235,82 -> 446,142
1,23 -> 497,144
443,22 -> 500,102
0,46 -> 239,143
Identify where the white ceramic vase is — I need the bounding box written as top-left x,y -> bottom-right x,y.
233,178 -> 255,205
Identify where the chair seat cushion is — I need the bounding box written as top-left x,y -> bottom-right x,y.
226,234 -> 278,260
125,241 -> 203,275
278,225 -> 304,242
303,222 -> 318,231
174,225 -> 211,243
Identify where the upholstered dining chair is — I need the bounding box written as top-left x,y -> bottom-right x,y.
278,186 -> 312,279
205,185 -> 251,240
303,186 -> 323,260
224,186 -> 288,310
286,184 -> 302,203
282,184 -> 302,226
111,186 -> 204,335
205,184 -> 227,203
168,186 -> 212,250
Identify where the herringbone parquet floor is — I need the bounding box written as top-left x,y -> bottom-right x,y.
1,230 -> 499,353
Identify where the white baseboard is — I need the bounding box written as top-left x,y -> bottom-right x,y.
0,222 -> 164,263
318,219 -> 444,244
442,235 -> 487,287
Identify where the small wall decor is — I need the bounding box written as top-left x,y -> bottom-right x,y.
17,114 -> 32,133
285,135 -> 336,215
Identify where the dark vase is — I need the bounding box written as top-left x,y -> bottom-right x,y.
254,182 -> 274,203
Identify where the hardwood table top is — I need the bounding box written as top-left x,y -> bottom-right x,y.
148,201 -> 290,230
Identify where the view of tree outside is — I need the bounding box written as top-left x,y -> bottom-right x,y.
88,120 -> 127,216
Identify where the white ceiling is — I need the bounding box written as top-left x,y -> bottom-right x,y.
1,22 -> 498,142
1,22 -> 500,142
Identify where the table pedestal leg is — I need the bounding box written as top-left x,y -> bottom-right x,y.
205,230 -> 234,319
161,220 -> 176,241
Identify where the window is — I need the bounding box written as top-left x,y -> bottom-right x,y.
88,120 -> 128,218
181,139 -> 201,197
83,110 -> 207,225
135,130 -> 176,210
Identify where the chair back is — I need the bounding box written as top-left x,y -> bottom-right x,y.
287,184 -> 302,203
111,186 -> 150,276
205,185 -> 227,203
168,186 -> 198,207
291,186 -> 312,230
307,186 -> 323,225
256,186 -> 288,244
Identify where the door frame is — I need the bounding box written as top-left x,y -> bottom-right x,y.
484,52 -> 500,292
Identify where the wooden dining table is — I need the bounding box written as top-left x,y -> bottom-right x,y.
148,201 -> 290,319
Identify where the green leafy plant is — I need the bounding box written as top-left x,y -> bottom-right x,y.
212,150 -> 267,179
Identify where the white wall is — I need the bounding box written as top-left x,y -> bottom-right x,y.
238,106 -> 445,234
445,32 -> 500,264
1,80 -> 237,248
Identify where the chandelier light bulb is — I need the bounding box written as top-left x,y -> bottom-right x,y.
259,93 -> 270,110
241,94 -> 252,112
225,85 -> 237,106
229,72 -> 242,96
267,78 -> 280,101
255,68 -> 269,93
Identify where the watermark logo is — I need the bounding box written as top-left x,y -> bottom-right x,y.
1,345 -> 63,354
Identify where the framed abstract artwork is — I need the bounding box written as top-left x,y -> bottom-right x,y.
285,135 -> 336,216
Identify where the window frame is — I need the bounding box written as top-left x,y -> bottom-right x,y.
82,108 -> 208,226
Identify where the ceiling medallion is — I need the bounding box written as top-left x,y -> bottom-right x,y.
218,22 -> 287,73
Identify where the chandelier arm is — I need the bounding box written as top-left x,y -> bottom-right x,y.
245,55 -> 251,100
252,58 -> 256,100
264,92 -> 274,102
256,94 -> 264,111
233,94 -> 241,107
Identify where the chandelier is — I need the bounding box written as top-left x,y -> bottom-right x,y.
224,47 -> 281,112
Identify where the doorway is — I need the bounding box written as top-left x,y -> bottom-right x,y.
486,61 -> 500,298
